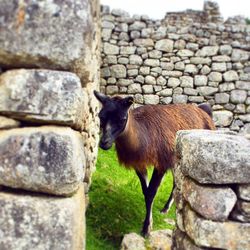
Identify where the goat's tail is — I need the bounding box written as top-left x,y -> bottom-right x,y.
198,103 -> 213,118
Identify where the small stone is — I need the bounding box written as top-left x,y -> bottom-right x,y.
118,57 -> 129,64
145,75 -> 156,85
197,86 -> 218,96
223,70 -> 239,81
173,95 -> 188,104
144,59 -> 160,67
212,55 -> 231,62
175,62 -> 185,71
188,96 -> 204,103
219,82 -> 235,92
186,43 -> 199,51
237,184 -> 250,201
139,66 -> 150,75
184,64 -> 198,74
129,21 -> 146,31
142,85 -> 153,94
117,79 -> 133,87
149,50 -> 162,59
160,97 -> 172,104
103,43 -> 119,55
220,45 -> 232,55
215,93 -> 230,104
236,81 -> 250,90
174,40 -> 186,50
232,49 -> 249,62
120,46 -> 136,55
208,72 -> 222,82
121,233 -> 146,250
230,90 -> 247,104
168,78 -> 180,88
106,86 -> 118,95
148,230 -> 172,250
144,95 -> 159,104
129,55 -> 142,65
211,62 -> 227,72
200,65 -> 211,75
134,94 -> 144,104
190,57 -> 211,65
155,39 -> 174,52
180,76 -> 193,88
157,88 -> 173,97
128,84 -> 142,94
110,65 -> 126,78
184,88 -> 198,96
213,110 -> 233,126
157,76 -> 167,86
239,114 -> 250,122
196,46 -> 219,57
194,75 -> 208,86
133,38 -> 154,47
177,50 -> 194,57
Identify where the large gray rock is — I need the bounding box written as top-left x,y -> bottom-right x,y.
197,86 -> 218,96
0,69 -> 87,130
230,90 -> 247,104
223,70 -> 239,81
231,49 -> 249,62
176,130 -> 250,184
0,185 -> 85,250
182,177 -> 237,221
213,110 -> 233,126
0,0 -> 96,82
183,205 -> 250,250
0,126 -> 85,195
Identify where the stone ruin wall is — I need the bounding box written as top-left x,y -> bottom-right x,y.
172,130 -> 250,250
0,0 -> 100,249
100,1 -> 250,135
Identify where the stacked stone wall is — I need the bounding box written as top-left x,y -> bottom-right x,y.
172,130 -> 250,250
0,0 -> 100,249
100,1 -> 250,134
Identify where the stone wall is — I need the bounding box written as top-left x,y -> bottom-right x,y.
100,1 -> 250,134
0,0 -> 100,249
172,130 -> 250,250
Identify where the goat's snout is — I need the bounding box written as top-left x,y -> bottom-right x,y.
99,136 -> 113,150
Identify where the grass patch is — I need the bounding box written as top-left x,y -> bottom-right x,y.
86,147 -> 176,250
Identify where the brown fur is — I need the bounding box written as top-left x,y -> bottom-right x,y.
115,104 -> 215,173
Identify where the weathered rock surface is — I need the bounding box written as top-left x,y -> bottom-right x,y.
182,177 -> 237,221
176,130 -> 250,184
0,116 -> 20,129
121,233 -> 146,250
148,229 -> 172,250
183,204 -> 250,250
237,184 -> 250,201
0,0 -> 96,82
213,110 -> 233,126
0,126 -> 85,195
0,185 -> 85,250
0,69 -> 88,130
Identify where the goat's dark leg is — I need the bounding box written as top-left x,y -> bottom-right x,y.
160,182 -> 175,214
142,168 -> 165,237
160,169 -> 175,214
136,170 -> 148,197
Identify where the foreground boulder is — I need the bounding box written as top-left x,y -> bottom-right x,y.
0,185 -> 85,250
0,0 -> 96,82
0,126 -> 85,196
0,69 -> 88,130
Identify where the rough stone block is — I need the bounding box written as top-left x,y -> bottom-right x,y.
0,69 -> 88,130
176,130 -> 250,184
182,177 -> 236,221
214,110 -> 234,126
237,184 -> 250,201
0,126 -> 85,195
0,0 -> 96,82
0,185 -> 85,250
121,233 -> 146,250
184,204 -> 250,250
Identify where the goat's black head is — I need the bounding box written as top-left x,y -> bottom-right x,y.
94,91 -> 134,150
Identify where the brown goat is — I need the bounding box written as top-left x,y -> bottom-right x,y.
94,91 -> 215,236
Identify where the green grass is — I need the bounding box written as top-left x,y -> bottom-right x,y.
86,147 -> 176,250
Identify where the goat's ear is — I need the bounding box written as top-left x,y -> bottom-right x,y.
123,96 -> 134,108
94,90 -> 109,104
